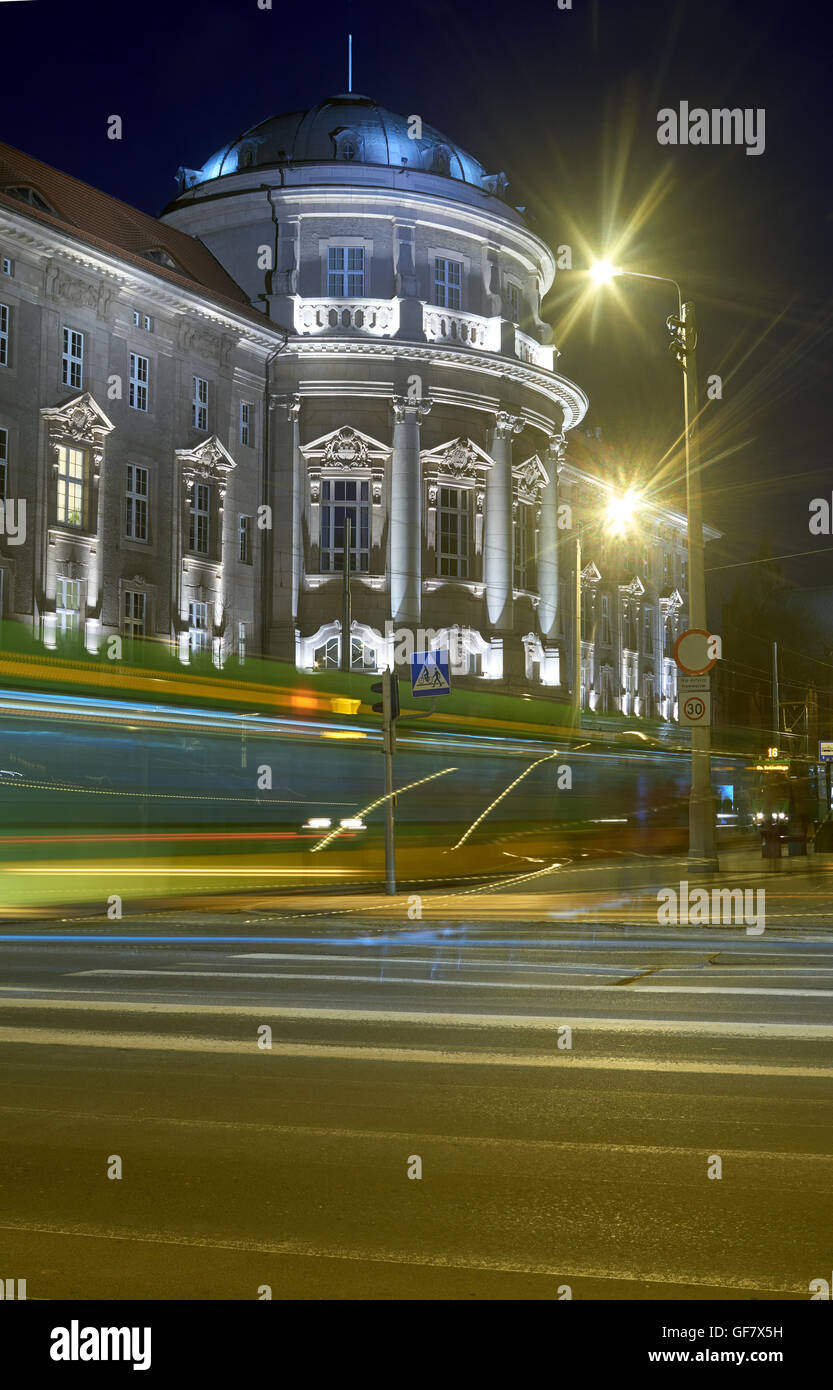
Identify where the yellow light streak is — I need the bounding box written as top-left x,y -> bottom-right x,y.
309,766 -> 458,853
448,751 -> 563,851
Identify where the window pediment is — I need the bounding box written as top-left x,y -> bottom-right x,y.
422,437 -> 494,487
176,435 -> 236,493
42,392 -> 115,445
513,453 -> 549,505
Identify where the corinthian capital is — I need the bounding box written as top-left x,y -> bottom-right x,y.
392,394 -> 432,423
493,410 -> 525,439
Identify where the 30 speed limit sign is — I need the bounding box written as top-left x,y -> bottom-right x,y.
680,692 -> 711,726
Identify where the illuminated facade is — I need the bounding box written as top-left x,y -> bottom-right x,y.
0,94 -> 712,712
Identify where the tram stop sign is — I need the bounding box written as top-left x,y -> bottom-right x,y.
674,628 -> 718,676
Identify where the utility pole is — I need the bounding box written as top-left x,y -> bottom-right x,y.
341,515 -> 352,672
573,531 -> 582,730
371,668 -> 400,895
669,300 -> 718,871
772,640 -> 780,747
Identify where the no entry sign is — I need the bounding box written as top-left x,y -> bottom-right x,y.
674,628 -> 718,676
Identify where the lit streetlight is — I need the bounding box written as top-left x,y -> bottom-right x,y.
589,260 -> 718,871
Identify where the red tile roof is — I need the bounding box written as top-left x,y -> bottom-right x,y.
0,141 -> 268,326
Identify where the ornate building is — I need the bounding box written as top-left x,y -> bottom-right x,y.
0,94 -> 713,713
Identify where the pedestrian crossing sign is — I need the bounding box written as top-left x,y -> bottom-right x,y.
411,650 -> 451,697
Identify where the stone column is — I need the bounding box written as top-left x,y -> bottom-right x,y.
485,410 -> 524,632
390,395 -> 431,628
268,393 -> 301,661
538,422 -> 566,641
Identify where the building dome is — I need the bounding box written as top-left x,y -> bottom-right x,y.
179,93 -> 502,195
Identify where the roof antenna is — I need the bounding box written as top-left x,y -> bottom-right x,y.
348,32 -> 352,93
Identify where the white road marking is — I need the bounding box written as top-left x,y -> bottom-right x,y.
0,1026 -> 831,1076
1,993 -> 831,1038
66,967 -> 833,1000
0,1218 -> 805,1293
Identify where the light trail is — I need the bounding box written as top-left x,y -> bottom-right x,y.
310,766 -> 458,853
448,751 -> 564,851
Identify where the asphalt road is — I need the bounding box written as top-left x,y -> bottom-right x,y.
1,924 -> 832,1300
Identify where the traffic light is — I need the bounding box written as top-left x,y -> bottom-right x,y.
666,313 -> 694,370
370,670 -> 400,721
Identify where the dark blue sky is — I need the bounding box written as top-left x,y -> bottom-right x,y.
3,0 -> 830,600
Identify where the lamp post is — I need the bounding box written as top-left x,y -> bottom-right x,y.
589,262 -> 718,871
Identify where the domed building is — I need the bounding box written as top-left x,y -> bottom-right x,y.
0,93 -> 699,712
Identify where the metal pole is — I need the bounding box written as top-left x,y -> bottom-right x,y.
682,300 -> 718,870
341,514 -> 352,672
574,530 -> 582,730
772,641 -> 780,747
383,670 -> 396,895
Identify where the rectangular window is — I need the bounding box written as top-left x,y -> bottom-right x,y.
0,303 -> 9,367
132,310 -> 152,331
189,482 -> 210,555
644,607 -> 654,655
123,589 -> 146,638
132,310 -> 140,326
239,514 -> 252,564
188,600 -> 209,654
1,257 -> 11,276
0,427 -> 7,501
506,282 -> 520,322
192,376 -> 208,430
437,486 -> 469,578
680,555 -> 688,590
62,327 -> 84,390
642,544 -> 650,579
238,620 -> 247,665
125,464 -> 149,541
663,553 -> 670,587
129,352 -> 149,411
514,514 -> 528,589
327,246 -> 364,297
600,593 -> 611,644
56,577 -> 81,633
143,314 -> 152,332
56,444 -> 86,527
240,401 -> 252,446
433,258 -> 462,310
319,478 -> 370,572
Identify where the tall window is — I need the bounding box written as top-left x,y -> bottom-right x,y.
125,464 -> 149,541
56,577 -> 81,633
506,282 -> 520,322
433,258 -> 462,310
0,427 -> 7,501
188,600 -> 208,653
0,303 -> 9,367
600,593 -> 611,644
62,328 -> 84,390
1,257 -> 11,276
189,482 -> 210,555
663,552 -> 670,587
643,606 -> 654,655
192,376 -> 208,430
239,514 -> 252,564
437,486 -> 469,578
514,513 -> 530,589
641,543 -> 650,580
240,401 -> 252,446
320,478 -> 369,572
327,246 -> 364,297
664,618 -> 675,657
238,621 -> 247,664
123,589 -> 146,638
679,555 -> 688,591
56,444 -> 86,527
129,352 -> 149,411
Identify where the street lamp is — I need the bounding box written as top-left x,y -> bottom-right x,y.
589,261 -> 718,871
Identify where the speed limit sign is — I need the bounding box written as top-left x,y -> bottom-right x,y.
680,692 -> 711,726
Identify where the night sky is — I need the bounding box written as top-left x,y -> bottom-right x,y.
3,0 -> 830,609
